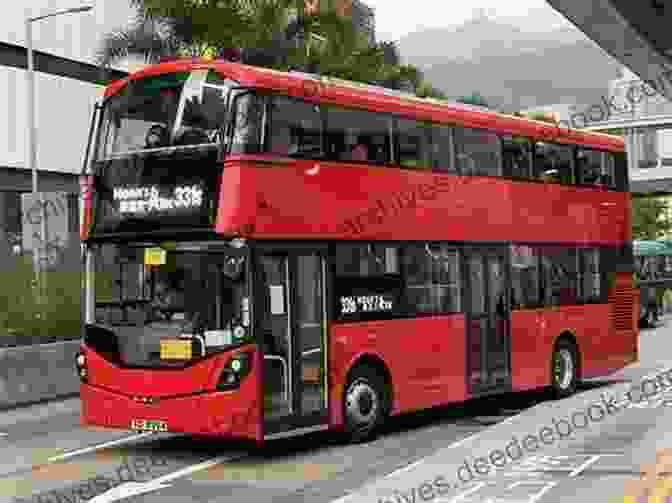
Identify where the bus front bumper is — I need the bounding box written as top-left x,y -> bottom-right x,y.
80,383 -> 261,441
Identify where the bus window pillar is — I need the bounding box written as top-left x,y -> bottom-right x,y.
84,245 -> 95,324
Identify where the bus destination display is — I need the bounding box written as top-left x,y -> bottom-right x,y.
340,294 -> 393,315
113,184 -> 204,215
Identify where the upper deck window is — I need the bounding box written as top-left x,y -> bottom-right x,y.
533,142 -> 574,184
97,70 -> 235,159
454,127 -> 502,177
502,135 -> 533,179
230,91 -> 264,154
324,105 -> 392,165
576,148 -> 616,188
267,96 -> 323,157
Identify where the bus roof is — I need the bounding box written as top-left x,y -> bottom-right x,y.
104,58 -> 625,152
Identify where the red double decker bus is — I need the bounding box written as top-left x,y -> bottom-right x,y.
77,58 -> 637,443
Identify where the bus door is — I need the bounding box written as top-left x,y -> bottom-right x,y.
463,246 -> 512,394
254,249 -> 329,438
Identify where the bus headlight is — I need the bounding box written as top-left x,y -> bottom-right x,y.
217,352 -> 253,391
75,351 -> 88,382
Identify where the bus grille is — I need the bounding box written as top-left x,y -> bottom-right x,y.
609,280 -> 635,332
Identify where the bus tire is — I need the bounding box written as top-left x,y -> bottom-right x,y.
550,340 -> 577,399
342,367 -> 388,443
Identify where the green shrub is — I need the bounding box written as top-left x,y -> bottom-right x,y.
0,251 -> 81,341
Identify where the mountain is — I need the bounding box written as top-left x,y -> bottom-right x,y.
396,13 -> 623,112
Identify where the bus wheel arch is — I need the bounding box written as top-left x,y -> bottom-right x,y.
550,332 -> 580,398
342,355 -> 393,443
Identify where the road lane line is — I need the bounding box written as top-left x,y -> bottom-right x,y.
331,492 -> 357,503
385,458 -> 425,478
448,432 -> 480,448
150,453 -> 244,485
88,453 -> 246,503
48,432 -> 155,461
443,482 -> 487,502
568,454 -> 602,477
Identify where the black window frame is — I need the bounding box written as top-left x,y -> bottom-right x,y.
229,90 -> 630,193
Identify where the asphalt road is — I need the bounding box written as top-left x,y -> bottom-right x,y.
0,318 -> 669,503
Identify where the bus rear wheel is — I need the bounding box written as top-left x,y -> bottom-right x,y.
343,367 -> 388,443
550,340 -> 577,399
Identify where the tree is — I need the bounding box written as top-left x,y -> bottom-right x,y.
416,81 -> 447,100
525,112 -> 558,124
96,0 -> 427,93
456,92 -> 491,108
632,196 -> 672,240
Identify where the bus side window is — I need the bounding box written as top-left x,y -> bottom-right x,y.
501,135 -> 533,179
454,127 -> 502,177
267,95 -> 322,158
324,106 -> 392,165
540,247 -> 579,306
534,142 -> 574,185
429,124 -> 456,174
510,245 -> 540,308
396,119 -> 431,170
576,148 -> 602,186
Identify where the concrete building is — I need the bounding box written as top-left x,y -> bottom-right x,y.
350,0 -> 376,44
0,1 -> 134,249
606,66 -> 672,169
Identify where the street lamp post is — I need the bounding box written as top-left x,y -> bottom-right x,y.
25,5 -> 92,307
25,6 -> 92,281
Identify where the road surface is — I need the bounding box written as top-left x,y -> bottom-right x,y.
0,317 -> 668,503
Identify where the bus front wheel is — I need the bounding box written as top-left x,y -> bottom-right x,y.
550,340 -> 577,399
343,367 -> 388,443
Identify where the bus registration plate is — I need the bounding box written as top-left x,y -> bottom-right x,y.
160,339 -> 192,360
131,419 -> 167,432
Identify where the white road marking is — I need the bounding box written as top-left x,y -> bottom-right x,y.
448,432 -> 480,448
385,458 -> 425,478
48,432 -> 155,462
440,482 -> 487,503
88,454 -> 243,503
0,433 -> 7,437
331,492 -> 358,503
568,454 -> 602,477
506,480 -> 559,503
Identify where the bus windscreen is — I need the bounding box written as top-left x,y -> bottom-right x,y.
90,243 -> 251,367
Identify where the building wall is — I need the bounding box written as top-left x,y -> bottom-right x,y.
0,2 -> 136,250
1,2 -> 135,66
0,66 -> 102,176
608,65 -> 672,169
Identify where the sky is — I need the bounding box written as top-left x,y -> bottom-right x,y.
364,0 -> 574,41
